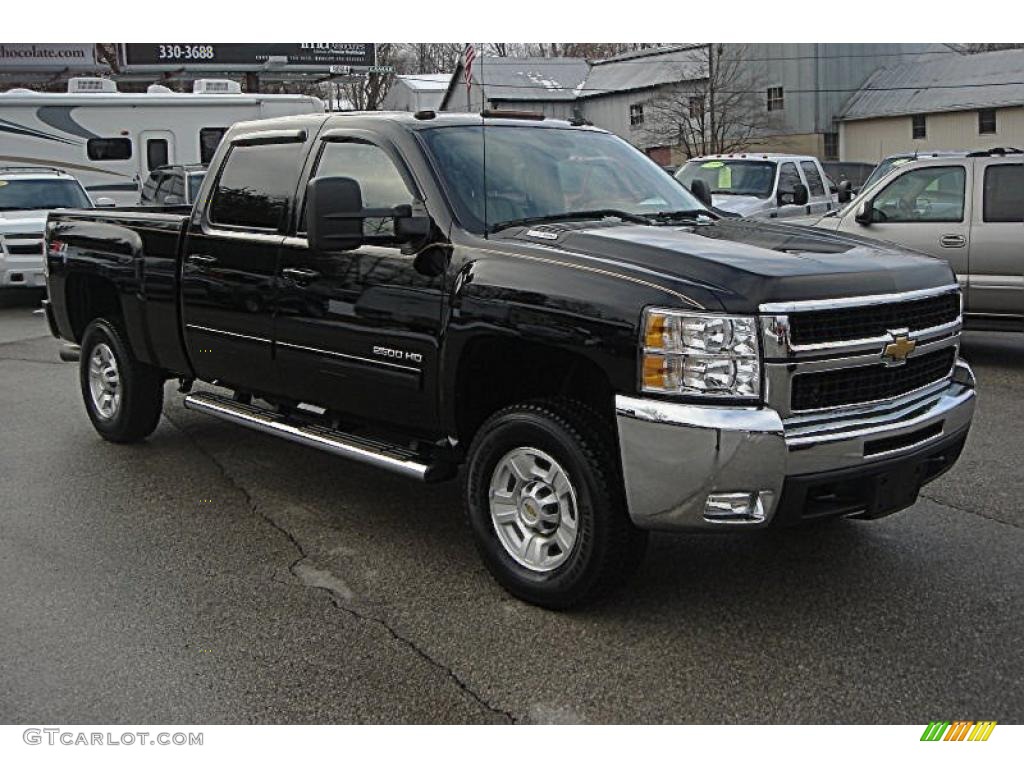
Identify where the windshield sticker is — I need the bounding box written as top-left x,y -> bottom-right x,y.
701,161 -> 724,168
718,166 -> 732,188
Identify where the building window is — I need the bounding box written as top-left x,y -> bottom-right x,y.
824,132 -> 839,161
911,114 -> 927,139
766,86 -> 784,112
629,103 -> 644,127
978,109 -> 997,135
688,96 -> 704,116
87,138 -> 132,161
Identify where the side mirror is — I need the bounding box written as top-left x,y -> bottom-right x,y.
162,194 -> 184,206
306,176 -> 365,252
793,183 -> 809,207
94,197 -> 116,208
854,199 -> 875,226
689,178 -> 713,208
837,180 -> 852,204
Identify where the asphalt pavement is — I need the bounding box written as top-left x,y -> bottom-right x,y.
1,288 -> 1021,724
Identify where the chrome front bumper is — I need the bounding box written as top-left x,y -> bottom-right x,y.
615,360 -> 976,531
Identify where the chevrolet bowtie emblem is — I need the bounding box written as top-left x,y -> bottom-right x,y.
882,333 -> 916,365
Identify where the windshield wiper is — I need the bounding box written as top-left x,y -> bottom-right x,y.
488,209 -> 651,234
647,209 -> 712,222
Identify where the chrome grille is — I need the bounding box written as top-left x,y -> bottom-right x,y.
761,286 -> 962,418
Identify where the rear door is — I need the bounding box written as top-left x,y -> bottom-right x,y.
274,131 -> 446,434
800,160 -> 833,215
968,157 -> 1024,318
180,130 -> 308,395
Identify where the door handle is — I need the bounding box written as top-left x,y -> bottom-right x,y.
186,254 -> 217,266
281,267 -> 320,283
940,234 -> 966,248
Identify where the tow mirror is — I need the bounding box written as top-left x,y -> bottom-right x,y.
307,176 -> 432,252
689,178 -> 713,208
837,180 -> 853,204
793,183 -> 809,207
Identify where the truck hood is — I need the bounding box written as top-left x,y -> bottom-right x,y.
710,194 -> 765,215
0,210 -> 48,235
507,218 -> 956,313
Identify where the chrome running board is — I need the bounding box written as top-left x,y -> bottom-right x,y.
183,390 -> 448,482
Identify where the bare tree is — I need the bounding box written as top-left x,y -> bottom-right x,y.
948,43 -> 1024,53
339,43 -> 398,110
642,44 -> 778,158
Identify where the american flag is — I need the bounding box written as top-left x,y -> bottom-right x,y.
463,43 -> 476,94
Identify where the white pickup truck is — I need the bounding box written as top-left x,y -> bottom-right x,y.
675,153 -> 838,219
0,167 -> 103,288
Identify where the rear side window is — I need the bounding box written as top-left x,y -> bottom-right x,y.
209,142 -> 304,230
141,172 -> 161,202
800,161 -> 826,196
200,128 -> 227,164
983,164 -> 1024,223
87,138 -> 132,161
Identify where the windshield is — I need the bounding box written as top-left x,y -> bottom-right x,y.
0,178 -> 92,211
860,156 -> 915,191
420,125 -> 705,233
187,172 -> 206,203
675,160 -> 777,199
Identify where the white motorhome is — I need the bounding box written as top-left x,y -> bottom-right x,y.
0,77 -> 324,205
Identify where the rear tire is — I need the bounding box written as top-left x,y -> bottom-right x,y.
465,398 -> 647,609
80,318 -> 164,443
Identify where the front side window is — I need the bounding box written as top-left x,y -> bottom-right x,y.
872,165 -> 966,223
778,162 -> 802,196
421,125 -> 703,234
767,86 -> 784,112
161,174 -> 185,203
800,161 -> 826,196
209,142 -> 304,230
87,138 -> 132,161
978,109 -> 997,135
308,140 -> 413,237
0,178 -> 92,210
199,127 -> 228,164
676,159 -> 776,199
912,115 -> 927,140
983,164 -> 1024,222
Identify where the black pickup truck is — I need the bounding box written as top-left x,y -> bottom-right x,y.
43,112 -> 977,608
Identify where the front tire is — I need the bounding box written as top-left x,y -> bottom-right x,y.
80,318 -> 164,443
465,399 -> 647,609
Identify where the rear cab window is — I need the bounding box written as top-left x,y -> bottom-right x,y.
208,141 -> 305,231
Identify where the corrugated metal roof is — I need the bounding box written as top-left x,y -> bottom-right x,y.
397,73 -> 452,92
841,48 -> 1024,121
581,45 -> 707,97
469,57 -> 590,101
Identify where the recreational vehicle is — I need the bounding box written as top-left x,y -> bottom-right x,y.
0,77 -> 324,205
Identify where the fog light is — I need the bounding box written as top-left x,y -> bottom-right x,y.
704,492 -> 766,523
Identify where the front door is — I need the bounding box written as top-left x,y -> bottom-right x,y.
274,135 -> 445,434
181,136 -> 307,394
838,163 -> 972,294
968,159 -> 1024,317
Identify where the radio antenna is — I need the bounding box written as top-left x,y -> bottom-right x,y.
479,46 -> 489,239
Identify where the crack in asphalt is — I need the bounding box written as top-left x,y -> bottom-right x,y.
161,408 -> 516,724
920,492 -> 1022,531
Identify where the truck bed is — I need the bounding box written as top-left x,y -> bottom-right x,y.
45,207 -> 193,376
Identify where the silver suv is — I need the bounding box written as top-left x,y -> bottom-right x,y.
814,149 -> 1024,330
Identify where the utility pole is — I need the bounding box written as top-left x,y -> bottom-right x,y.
707,43 -> 715,155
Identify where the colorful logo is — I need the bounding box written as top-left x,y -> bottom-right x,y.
921,721 -> 997,741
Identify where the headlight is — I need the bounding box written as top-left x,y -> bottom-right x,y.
641,309 -> 760,398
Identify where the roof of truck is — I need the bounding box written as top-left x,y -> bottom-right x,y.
0,166 -> 79,181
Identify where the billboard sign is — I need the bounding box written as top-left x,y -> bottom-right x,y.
0,43 -> 99,71
120,44 -> 376,72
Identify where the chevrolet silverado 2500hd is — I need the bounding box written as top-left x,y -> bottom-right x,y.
43,112 -> 977,608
